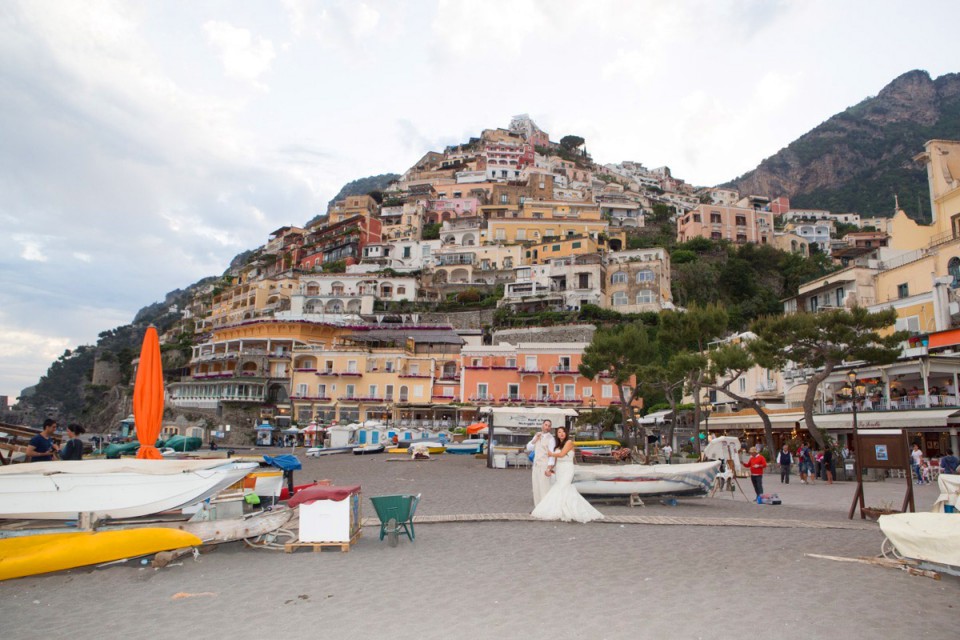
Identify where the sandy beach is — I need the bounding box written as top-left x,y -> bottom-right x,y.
2,452 -> 956,640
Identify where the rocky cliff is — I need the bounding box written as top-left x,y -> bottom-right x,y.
725,70 -> 960,218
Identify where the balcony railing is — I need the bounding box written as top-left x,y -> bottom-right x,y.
550,367 -> 576,374
315,370 -> 339,376
820,394 -> 960,413
519,368 -> 543,374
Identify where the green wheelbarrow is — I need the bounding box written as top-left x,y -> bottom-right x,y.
369,494 -> 421,547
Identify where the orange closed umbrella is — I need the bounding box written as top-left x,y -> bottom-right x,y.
466,422 -> 488,435
134,326 -> 164,460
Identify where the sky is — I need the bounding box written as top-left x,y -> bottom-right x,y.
0,0 -> 957,403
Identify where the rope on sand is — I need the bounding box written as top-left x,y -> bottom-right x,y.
359,513 -> 876,531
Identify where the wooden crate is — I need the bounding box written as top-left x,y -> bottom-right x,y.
284,528 -> 361,553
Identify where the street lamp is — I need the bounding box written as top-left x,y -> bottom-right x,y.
848,369 -> 862,489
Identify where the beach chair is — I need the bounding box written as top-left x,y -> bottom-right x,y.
369,493 -> 421,547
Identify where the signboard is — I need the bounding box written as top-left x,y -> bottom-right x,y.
485,407 -> 578,429
859,434 -> 909,469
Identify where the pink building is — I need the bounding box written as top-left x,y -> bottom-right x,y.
676,204 -> 773,245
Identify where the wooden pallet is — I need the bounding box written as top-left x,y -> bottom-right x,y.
284,529 -> 361,553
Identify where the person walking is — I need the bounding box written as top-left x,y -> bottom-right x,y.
59,424 -> 86,461
777,444 -> 792,484
525,419 -> 557,507
797,442 -> 814,484
911,443 -> 925,485
26,418 -> 59,463
939,449 -> 959,475
746,447 -> 767,499
823,446 -> 835,484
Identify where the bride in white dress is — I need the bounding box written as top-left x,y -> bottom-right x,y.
531,426 -> 604,523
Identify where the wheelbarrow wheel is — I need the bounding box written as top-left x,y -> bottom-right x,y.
386,518 -> 399,547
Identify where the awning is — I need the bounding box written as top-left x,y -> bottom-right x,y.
802,408 -> 960,431
640,410 -> 672,425
706,411 -> 803,431
784,384 -> 821,404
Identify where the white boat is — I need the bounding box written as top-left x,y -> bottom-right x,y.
573,461 -> 721,497
445,439 -> 485,454
305,446 -> 354,457
0,459 -> 257,521
352,443 -> 386,455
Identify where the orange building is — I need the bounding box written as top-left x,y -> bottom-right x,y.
459,343 -> 638,410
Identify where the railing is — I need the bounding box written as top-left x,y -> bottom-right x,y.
519,369 -> 544,374
550,367 -> 576,374
819,394 -> 960,413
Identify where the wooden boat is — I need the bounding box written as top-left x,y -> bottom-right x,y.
352,443 -> 385,455
386,447 -> 407,454
573,461 -> 721,498
445,439 -> 485,454
0,528 -> 202,581
0,459 -> 258,520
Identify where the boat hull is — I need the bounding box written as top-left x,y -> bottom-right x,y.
0,528 -> 202,581
353,444 -> 385,455
573,461 -> 720,497
0,460 -> 257,521
306,446 -> 353,457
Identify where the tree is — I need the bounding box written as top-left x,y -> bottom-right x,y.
703,341 -> 776,454
422,222 -> 441,240
636,351 -> 706,453
750,307 -> 907,448
559,135 -> 585,151
579,322 -> 656,448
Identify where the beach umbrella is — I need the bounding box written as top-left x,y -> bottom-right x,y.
133,326 -> 164,460
466,422 -> 488,435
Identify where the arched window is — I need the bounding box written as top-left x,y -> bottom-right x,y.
635,269 -> 655,283
636,290 -> 654,304
612,292 -> 628,306
610,271 -> 627,285
949,257 -> 960,288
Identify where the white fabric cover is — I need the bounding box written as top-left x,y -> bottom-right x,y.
879,512 -> 960,567
932,474 -> 960,513
0,459 -> 233,476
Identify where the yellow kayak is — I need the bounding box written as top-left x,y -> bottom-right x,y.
0,528 -> 202,581
575,440 -> 622,448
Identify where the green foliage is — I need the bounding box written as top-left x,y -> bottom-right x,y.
321,260 -> 346,273
422,222 -> 441,240
456,288 -> 483,304
670,249 -> 697,264
560,135 -> 585,150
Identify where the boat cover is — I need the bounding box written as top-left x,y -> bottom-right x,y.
878,512 -> 960,567
263,454 -> 302,471
932,474 -> 960,513
288,484 -> 361,506
0,459 -> 237,476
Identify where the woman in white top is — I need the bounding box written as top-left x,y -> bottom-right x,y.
531,426 -> 604,523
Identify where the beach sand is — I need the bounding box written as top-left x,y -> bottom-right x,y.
2,453 -> 955,639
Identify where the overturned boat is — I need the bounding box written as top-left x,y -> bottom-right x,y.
0,459 -> 257,521
573,461 -> 721,498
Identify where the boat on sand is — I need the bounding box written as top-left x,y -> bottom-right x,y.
573,461 -> 721,498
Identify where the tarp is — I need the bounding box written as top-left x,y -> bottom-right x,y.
288,484 -> 360,506
133,326 -> 164,460
702,436 -> 743,473
264,454 -> 302,472
466,422 -> 488,435
933,473 -> 960,513
879,512 -> 960,567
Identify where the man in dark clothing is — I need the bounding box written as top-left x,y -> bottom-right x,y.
823,447 -> 835,484
940,449 -> 959,475
776,445 -> 792,484
26,418 -> 59,462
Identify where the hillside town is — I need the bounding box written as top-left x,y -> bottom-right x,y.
112,116 -> 960,462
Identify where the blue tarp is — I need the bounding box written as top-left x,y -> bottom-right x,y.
263,454 -> 302,471
255,424 -> 275,431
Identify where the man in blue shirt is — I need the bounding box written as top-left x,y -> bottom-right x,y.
26,418 -> 59,463
940,449 -> 959,475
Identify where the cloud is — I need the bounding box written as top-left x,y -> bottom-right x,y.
204,20 -> 276,87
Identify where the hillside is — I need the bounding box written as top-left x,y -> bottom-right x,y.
726,70 -> 960,219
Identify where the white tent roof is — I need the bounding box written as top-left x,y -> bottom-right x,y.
639,410 -> 672,425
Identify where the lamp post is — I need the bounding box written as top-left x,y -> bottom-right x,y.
847,369 -> 866,519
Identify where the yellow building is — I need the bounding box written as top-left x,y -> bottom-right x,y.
485,217 -> 609,246
870,140 -> 960,334
524,235 -> 599,265
327,194 -> 380,225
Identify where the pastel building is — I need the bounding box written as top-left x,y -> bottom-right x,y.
604,248 -> 673,312
459,343 -> 638,410
677,205 -> 773,245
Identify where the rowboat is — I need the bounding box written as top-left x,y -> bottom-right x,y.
305,446 -> 354,457
0,528 -> 202,581
573,461 -> 721,497
353,443 -> 386,455
574,440 -> 621,455
445,439 -> 485,454
0,459 -> 257,521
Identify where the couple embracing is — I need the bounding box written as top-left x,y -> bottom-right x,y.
526,419 -> 603,523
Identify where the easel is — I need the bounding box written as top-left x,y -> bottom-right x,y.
849,428 -> 916,519
709,442 -> 750,500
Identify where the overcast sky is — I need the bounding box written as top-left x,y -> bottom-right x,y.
1,0 -> 956,403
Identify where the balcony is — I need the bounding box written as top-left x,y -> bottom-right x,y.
398,372 -> 432,378
519,368 -> 544,375
339,371 -> 363,377
294,367 -> 317,373
464,365 -> 489,370
550,367 -> 577,374
315,370 -> 339,377
290,396 -> 332,403
431,394 -> 460,401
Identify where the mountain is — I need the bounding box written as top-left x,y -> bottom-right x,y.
725,70 -> 960,219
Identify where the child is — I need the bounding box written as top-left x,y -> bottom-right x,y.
919,459 -> 931,485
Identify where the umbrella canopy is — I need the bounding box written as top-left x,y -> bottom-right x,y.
284,427 -> 301,434
302,422 -> 321,433
133,326 -> 164,460
466,422 -> 488,435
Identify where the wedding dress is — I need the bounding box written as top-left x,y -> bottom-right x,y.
531,449 -> 604,523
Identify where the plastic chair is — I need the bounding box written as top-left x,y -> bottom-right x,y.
369,494 -> 421,546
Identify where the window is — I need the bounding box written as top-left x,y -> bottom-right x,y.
345,384 -> 355,398
495,228 -> 506,241
413,385 -> 423,398
477,383 -> 488,400
950,257 -> 960,288
572,241 -> 581,249
472,358 -> 482,367
735,216 -> 747,226
516,229 -> 526,240
409,363 -> 419,375
559,356 -> 571,371
537,384 -> 549,400
636,269 -> 655,282
612,292 -> 628,305
385,385 -> 394,401
736,234 -> 747,243
453,191 -> 461,198
403,246 -> 411,258
835,287 -> 845,307
738,378 -> 747,393
711,232 -> 722,240
508,384 -> 520,400
563,384 -> 576,400
710,212 -> 722,223
368,385 -> 377,398
317,384 -> 326,397
552,244 -> 560,251
636,290 -> 654,304
399,386 -> 408,402
582,387 -> 592,398
602,385 -> 613,399
897,283 -> 909,299
611,271 -> 627,284
385,360 -> 394,372
525,356 -> 538,370
347,360 -> 357,373
500,194 -> 508,204
506,358 -> 516,368
693,214 -> 701,222
297,383 -> 307,397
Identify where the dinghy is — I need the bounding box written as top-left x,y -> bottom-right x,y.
573,461 -> 721,498
0,459 -> 257,521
